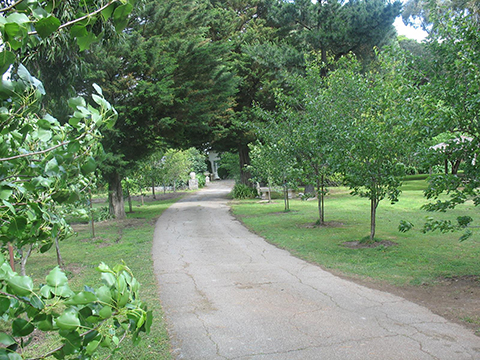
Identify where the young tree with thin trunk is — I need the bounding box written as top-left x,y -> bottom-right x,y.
328,52 -> 414,242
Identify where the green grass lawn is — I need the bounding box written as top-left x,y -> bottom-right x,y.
21,196 -> 181,360
230,179 -> 480,286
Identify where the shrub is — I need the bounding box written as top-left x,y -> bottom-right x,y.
232,183 -> 258,199
197,173 -> 206,188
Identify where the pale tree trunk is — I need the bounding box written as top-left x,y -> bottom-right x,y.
108,171 -> 126,220
90,189 -> 95,238
152,179 -> 156,199
19,244 -> 33,276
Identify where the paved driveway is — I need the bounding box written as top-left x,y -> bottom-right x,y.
152,181 -> 480,359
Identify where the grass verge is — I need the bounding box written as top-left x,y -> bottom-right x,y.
21,195 -> 183,360
230,181 -> 480,286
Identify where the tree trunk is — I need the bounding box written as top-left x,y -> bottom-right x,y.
8,242 -> 14,271
19,244 -> 33,276
173,180 -> 176,193
283,182 -> 290,211
152,179 -> 156,199
89,189 -> 95,238
108,171 -> 126,220
239,144 -> 252,186
451,160 -> 461,175
316,176 -> 325,226
370,197 -> 378,242
55,236 -> 64,269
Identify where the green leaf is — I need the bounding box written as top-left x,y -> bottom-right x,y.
0,262 -> 15,280
37,128 -> 52,142
112,3 -> 133,32
44,157 -> 59,176
46,266 -> 68,287
28,295 -> 44,310
67,96 -> 86,110
101,3 -> 115,21
55,312 -> 80,330
7,275 -> 33,296
65,291 -> 97,305
76,32 -> 96,52
81,157 -> 96,176
39,285 -> 53,299
0,185 -> 13,200
8,217 -> 27,237
0,332 -> 15,347
4,23 -> 21,38
61,331 -> 81,355
0,51 -> 15,76
145,310 -> 153,334
70,24 -> 88,38
12,318 -> 34,337
51,285 -> 73,298
85,340 -> 99,355
7,352 -> 22,360
36,315 -> 53,331
113,3 -> 134,21
95,286 -> 112,304
39,242 -> 53,253
98,306 -> 112,319
0,297 -> 10,315
34,16 -> 61,38
117,291 -> 129,307
101,272 -> 116,287
92,83 -> 103,95
32,7 -> 49,19
68,117 -> 81,128
5,13 -> 30,25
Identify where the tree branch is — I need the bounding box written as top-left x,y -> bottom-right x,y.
0,0 -> 24,13
28,0 -> 119,36
26,321 -> 110,360
0,133 -> 86,162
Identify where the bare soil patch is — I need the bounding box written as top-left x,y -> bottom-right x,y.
342,240 -> 398,248
299,221 -> 345,229
329,269 -> 480,335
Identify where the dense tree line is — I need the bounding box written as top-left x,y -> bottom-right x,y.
249,1 -> 480,241
28,0 -> 402,219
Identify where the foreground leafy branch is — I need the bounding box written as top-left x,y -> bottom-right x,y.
0,256 -> 152,359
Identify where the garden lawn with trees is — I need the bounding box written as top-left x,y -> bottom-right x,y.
10,195 -> 179,359
2,0 -> 480,357
229,177 -> 480,334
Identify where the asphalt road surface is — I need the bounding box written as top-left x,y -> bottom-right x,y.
152,180 -> 480,360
